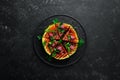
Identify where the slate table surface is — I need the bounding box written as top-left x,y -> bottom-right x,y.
0,0 -> 120,80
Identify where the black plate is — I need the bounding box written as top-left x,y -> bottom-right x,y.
33,15 -> 87,67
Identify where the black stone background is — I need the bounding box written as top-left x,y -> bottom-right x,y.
0,0 -> 120,80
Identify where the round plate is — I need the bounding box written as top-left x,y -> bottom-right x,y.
33,15 -> 87,67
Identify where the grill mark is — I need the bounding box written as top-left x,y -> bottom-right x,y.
61,26 -> 70,39
61,43 -> 70,58
59,53 -> 68,58
55,54 -> 60,58
56,53 -> 63,58
61,53 -> 68,58
56,52 -> 67,59
61,42 -> 69,54
55,45 -> 68,59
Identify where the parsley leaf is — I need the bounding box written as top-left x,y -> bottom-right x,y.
51,48 -> 60,57
68,35 -> 71,40
50,37 -> 54,41
65,42 -> 71,52
78,38 -> 85,47
53,18 -> 58,24
58,39 -> 62,43
45,29 -> 55,32
48,42 -> 52,45
47,55 -> 52,61
61,30 -> 65,33
57,22 -> 64,32
42,41 -> 46,46
67,47 -> 70,52
49,47 -> 52,52
51,52 -> 56,57
37,35 -> 42,40
66,42 -> 71,47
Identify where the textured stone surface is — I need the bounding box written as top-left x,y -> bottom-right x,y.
0,0 -> 120,80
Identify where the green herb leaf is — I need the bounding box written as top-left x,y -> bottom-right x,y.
51,52 -> 56,57
48,42 -> 52,45
68,35 -> 71,40
65,42 -> 71,52
78,38 -> 85,47
37,35 -> 42,40
61,30 -> 65,33
42,41 -> 46,46
66,42 -> 71,47
45,29 -> 55,32
51,48 -> 58,57
47,55 -> 52,61
57,28 -> 61,32
53,18 -> 58,24
56,49 -> 60,53
51,40 -> 54,44
58,39 -> 62,43
50,37 -> 54,41
54,48 -> 60,53
58,22 -> 63,28
49,47 -> 52,52
54,48 -> 57,51
67,47 -> 70,52
57,22 -> 64,32
60,22 -> 63,26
